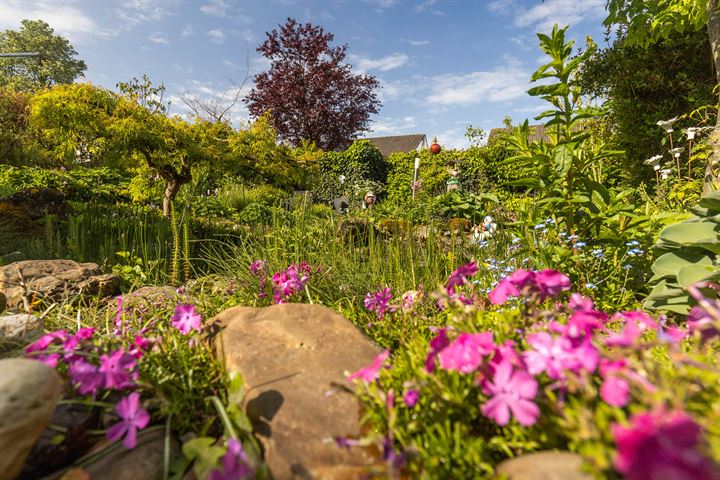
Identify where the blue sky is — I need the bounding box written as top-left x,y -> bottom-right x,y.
1,0 -> 608,148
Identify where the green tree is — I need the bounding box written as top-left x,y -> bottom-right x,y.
604,0 -> 720,191
29,83 -> 119,167
0,20 -> 86,92
580,28 -> 716,185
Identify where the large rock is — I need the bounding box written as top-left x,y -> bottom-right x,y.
0,260 -> 120,310
496,451 -> 592,480
40,428 -> 179,480
0,358 -> 63,480
0,313 -> 43,346
214,303 -> 382,480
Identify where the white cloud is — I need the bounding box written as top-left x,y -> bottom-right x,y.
406,39 -> 430,47
433,127 -> 468,149
0,0 -> 102,41
115,0 -> 174,31
489,0 -> 606,32
368,116 -> 419,136
425,62 -> 530,106
171,63 -> 194,74
170,79 -> 251,126
148,31 -> 170,45
414,0 -> 444,15
350,53 -> 410,73
181,24 -> 195,37
363,0 -> 399,10
207,29 -> 226,44
200,0 -> 229,17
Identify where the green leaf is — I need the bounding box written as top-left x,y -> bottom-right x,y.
660,221 -> 720,249
182,437 -> 225,479
677,264 -> 720,288
651,251 -> 712,278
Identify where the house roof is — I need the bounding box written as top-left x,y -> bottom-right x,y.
488,124 -> 550,143
363,134 -> 427,157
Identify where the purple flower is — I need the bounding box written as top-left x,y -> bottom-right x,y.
69,359 -> 104,395
171,304 -> 202,335
424,327 -> 450,373
26,330 -> 68,353
438,332 -> 494,373
481,360 -> 540,426
601,375 -> 630,407
489,269 -> 570,304
209,438 -> 254,480
401,290 -> 419,312
364,288 -> 395,320
347,349 -> 390,383
403,389 -> 420,408
446,262 -> 478,294
249,260 -> 266,276
523,332 -> 576,380
612,410 -> 720,480
99,349 -> 137,390
271,263 -> 311,304
687,306 -> 720,343
106,392 -> 150,449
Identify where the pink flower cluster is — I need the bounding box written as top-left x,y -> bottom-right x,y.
250,260 -> 314,304
364,287 -> 396,320
24,300 -> 205,450
489,269 -> 571,304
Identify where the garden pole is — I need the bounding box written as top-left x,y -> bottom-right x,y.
412,156 -> 420,202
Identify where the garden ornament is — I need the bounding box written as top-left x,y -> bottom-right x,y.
363,191 -> 376,209
472,216 -> 497,243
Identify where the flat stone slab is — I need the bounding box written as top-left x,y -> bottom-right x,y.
496,451 -> 592,480
214,303 -> 382,479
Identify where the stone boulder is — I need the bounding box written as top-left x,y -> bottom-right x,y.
496,451 -> 592,480
0,313 -> 43,347
0,260 -> 120,310
214,303 -> 382,480
0,358 -> 63,480
0,187 -> 68,220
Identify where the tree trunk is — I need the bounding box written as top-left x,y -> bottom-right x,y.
705,0 -> 720,194
163,178 -> 181,218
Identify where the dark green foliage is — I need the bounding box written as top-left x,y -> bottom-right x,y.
312,140 -> 387,203
580,29 -> 716,185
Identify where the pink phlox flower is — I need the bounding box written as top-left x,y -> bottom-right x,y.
114,295 -> 124,329
403,389 -> 420,408
612,410 -> 720,480
99,349 -> 137,390
568,293 -> 594,311
566,308 -> 607,338
347,349 -> 390,383
62,327 -> 95,361
249,260 -> 266,276
600,361 -> 631,407
687,306 -> 720,343
605,311 -> 655,347
446,262 -> 478,294
364,287 -> 396,320
271,264 -> 310,304
106,392 -> 150,449
69,359 -> 104,395
171,304 -> 202,335
481,360 -> 540,426
209,438 -> 254,480
523,332 -> 580,380
438,332 -> 494,374
26,330 -> 68,353
401,290 -> 419,312
424,327 -> 450,373
489,269 -> 570,304
490,340 -> 522,368
534,270 -> 571,299
129,335 -> 152,359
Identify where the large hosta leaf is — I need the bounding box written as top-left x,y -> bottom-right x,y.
651,251 -> 713,278
677,264 -> 720,288
660,222 -> 720,252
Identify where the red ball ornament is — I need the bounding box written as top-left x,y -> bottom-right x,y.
429,136 -> 441,155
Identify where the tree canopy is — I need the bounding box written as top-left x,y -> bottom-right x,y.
245,18 -> 381,151
0,19 -> 87,92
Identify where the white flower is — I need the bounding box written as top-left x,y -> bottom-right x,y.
657,117 -> 678,133
660,168 -> 672,180
643,155 -> 663,169
686,127 -> 698,140
669,147 -> 684,157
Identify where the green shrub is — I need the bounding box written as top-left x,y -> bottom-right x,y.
234,202 -> 272,225
312,140 -> 388,204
